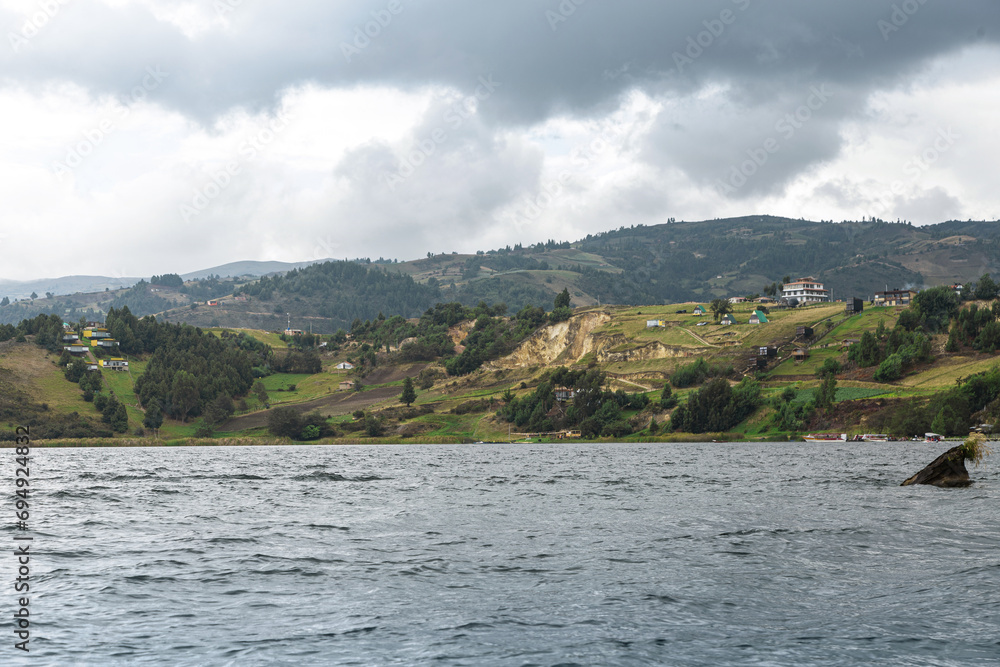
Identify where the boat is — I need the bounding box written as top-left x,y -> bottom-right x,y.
861,433 -> 890,442
924,432 -> 943,443
803,433 -> 847,442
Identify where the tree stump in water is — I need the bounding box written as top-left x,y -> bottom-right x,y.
900,445 -> 971,488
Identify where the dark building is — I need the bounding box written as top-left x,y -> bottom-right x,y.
846,298 -> 864,315
797,326 -> 814,339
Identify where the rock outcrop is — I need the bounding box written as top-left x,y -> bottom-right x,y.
900,446 -> 971,488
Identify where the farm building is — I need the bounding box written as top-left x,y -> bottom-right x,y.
793,348 -> 810,362
748,310 -> 769,324
554,387 -> 576,402
339,380 -> 355,391
720,314 -> 738,326
64,343 -> 89,354
335,362 -> 354,370
845,297 -> 864,315
100,358 -> 128,370
693,306 -> 707,315
83,328 -> 111,339
796,326 -> 814,339
873,289 -> 916,307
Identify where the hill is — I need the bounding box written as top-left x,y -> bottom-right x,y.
6,216 -> 1000,333
7,284 -> 1000,445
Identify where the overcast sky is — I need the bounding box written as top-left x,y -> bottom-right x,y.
1,0 -> 998,281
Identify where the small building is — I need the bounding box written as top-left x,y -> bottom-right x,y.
61,333 -> 79,342
793,348 -> 810,362
335,362 -> 354,370
756,296 -> 777,304
207,299 -> 220,306
728,296 -> 746,304
873,289 -> 917,307
720,314 -> 738,326
284,328 -> 304,336
84,361 -> 100,371
797,326 -> 814,339
758,346 -> 778,358
693,306 -> 707,316
646,320 -> 662,328
64,343 -> 89,354
846,297 -> 864,315
840,338 -> 860,350
100,358 -> 128,370
748,310 -> 768,324
338,380 -> 355,391
782,277 -> 830,303
554,387 -> 576,402
83,328 -> 111,339
750,356 -> 769,370
91,338 -> 119,348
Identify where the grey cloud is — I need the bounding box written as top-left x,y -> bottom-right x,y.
4,1 -> 997,123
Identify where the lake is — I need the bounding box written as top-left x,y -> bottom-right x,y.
13,442 -> 1000,665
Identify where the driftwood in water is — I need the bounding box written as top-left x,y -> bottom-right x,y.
900,445 -> 971,488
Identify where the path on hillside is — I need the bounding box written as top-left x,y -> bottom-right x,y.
609,376 -> 654,392
679,327 -> 717,347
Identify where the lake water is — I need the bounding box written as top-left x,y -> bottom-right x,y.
12,443 -> 1000,666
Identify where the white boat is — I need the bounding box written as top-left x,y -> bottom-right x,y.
861,433 -> 890,442
803,433 -> 847,442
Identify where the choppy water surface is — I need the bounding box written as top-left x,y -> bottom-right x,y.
14,443 -> 1000,665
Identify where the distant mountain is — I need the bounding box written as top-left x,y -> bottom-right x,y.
6,217 -> 1000,330
180,259 -> 336,281
0,275 -> 144,301
0,259 -> 337,301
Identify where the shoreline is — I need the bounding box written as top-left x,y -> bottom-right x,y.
4,435 -> 970,448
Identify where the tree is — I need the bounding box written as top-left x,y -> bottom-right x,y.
143,405 -> 163,433
30,291 -> 37,300
267,407 -> 303,439
204,393 -> 235,425
171,370 -> 200,421
554,288 -> 571,309
400,376 -> 417,407
815,373 -> 837,411
0,297 -> 8,306
659,383 -> 677,409
975,273 -> 998,301
709,298 -> 731,321
111,403 -> 129,433
252,379 -> 269,406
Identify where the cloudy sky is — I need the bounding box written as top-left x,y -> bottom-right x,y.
1,0 -> 998,281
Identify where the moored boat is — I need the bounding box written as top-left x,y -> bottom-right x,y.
860,433 -> 890,442
803,433 -> 847,442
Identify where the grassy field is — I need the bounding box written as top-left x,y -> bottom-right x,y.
208,327 -> 289,349
898,354 -> 1000,389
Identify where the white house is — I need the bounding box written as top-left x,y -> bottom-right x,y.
336,362 -> 354,370
781,277 -> 830,303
